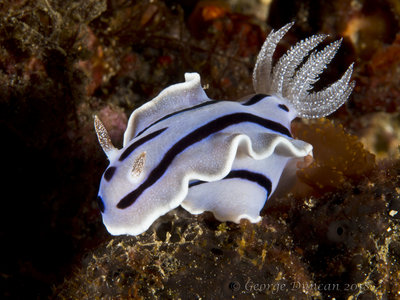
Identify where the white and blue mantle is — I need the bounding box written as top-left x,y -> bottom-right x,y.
94,23 -> 354,236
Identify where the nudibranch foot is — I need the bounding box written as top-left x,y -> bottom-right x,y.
182,133 -> 312,223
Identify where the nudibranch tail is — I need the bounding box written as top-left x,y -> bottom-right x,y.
94,115 -> 117,160
253,22 -> 354,119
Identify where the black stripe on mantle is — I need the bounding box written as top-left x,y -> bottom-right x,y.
119,127 -> 168,162
189,169 -> 272,197
117,112 -> 290,209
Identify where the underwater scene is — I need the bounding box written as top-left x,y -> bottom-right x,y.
1,0 -> 399,299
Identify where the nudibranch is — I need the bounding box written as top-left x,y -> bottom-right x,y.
94,22 -> 355,236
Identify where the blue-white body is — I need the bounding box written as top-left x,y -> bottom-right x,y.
94,23 -> 354,236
